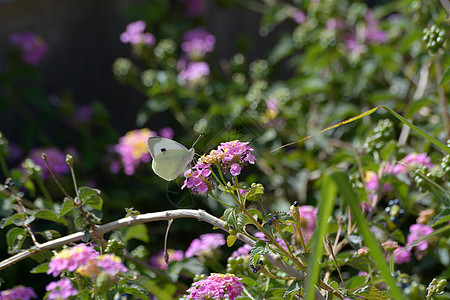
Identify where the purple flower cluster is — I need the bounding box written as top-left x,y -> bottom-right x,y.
0,286 -> 37,300
182,141 -> 255,194
366,153 -> 433,193
182,28 -> 216,59
114,128 -> 156,175
230,244 -> 252,258
178,61 -> 210,83
47,244 -> 99,277
292,11 -> 306,24
185,233 -> 225,258
185,273 -> 243,300
9,31 -> 47,65
393,223 -> 434,264
364,10 -> 387,44
177,27 -> 215,84
25,147 -> 69,180
120,20 -> 155,45
344,9 -> 387,55
45,278 -> 77,300
216,141 -> 256,176
150,249 -> 184,270
297,205 -> 318,243
390,153 -> 433,174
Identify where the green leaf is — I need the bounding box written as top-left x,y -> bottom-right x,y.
34,210 -> 67,225
78,186 -> 101,202
236,213 -> 252,229
6,227 -> 27,253
248,208 -> 263,220
11,215 -> 34,227
223,208 -> 239,228
120,285 -> 151,300
439,67 -> 450,88
83,195 -> 103,211
331,171 -> 403,300
0,277 -> 4,287
283,280 -> 303,299
57,197 -> 75,218
250,240 -> 270,265
37,230 -> 62,241
431,207 -> 450,227
30,250 -> 54,263
74,215 -> 88,230
123,224 -> 150,243
0,214 -> 25,229
357,287 -> 388,299
30,262 -> 49,274
227,234 -> 237,247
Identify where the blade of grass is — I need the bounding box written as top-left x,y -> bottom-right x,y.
331,171 -> 404,299
272,106 -> 450,155
304,174 -> 337,300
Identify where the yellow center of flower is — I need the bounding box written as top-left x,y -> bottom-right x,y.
124,128 -> 153,159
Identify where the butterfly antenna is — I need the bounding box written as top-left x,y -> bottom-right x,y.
192,135 -> 203,148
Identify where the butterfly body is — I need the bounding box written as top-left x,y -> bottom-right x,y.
147,137 -> 195,181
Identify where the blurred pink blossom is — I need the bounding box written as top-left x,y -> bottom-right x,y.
120,20 -> 155,45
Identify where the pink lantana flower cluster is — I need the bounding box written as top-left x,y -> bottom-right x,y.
393,223 -> 434,264
366,153 -> 433,193
182,141 -> 255,194
0,286 -> 37,300
181,28 -> 216,59
47,243 -> 127,280
120,20 -> 155,46
45,278 -> 78,300
114,127 -> 173,175
185,273 -> 243,300
185,233 -> 225,258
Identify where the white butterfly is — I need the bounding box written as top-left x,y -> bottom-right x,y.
147,137 -> 195,181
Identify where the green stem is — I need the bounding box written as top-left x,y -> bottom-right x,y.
208,191 -> 234,208
0,155 -> 9,178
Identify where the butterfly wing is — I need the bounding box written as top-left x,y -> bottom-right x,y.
147,137 -> 195,181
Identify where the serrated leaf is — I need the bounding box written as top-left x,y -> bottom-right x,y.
12,215 -> 34,227
7,227 -> 27,253
120,285 -> 151,300
37,230 -> 61,241
83,195 -> 103,211
284,280 -> 303,299
247,208 -> 263,220
86,209 -> 103,224
237,213 -> 252,228
74,215 -> 88,230
223,208 -> 239,228
34,210 -> 67,225
78,186 -> 101,202
0,214 -> 25,228
227,235 -> 237,247
431,207 -> 450,227
124,224 -> 149,243
30,262 -> 49,274
57,197 -> 75,218
250,240 -> 270,265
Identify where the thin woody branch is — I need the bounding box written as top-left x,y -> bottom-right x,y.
0,209 -> 325,299
0,209 -> 300,276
